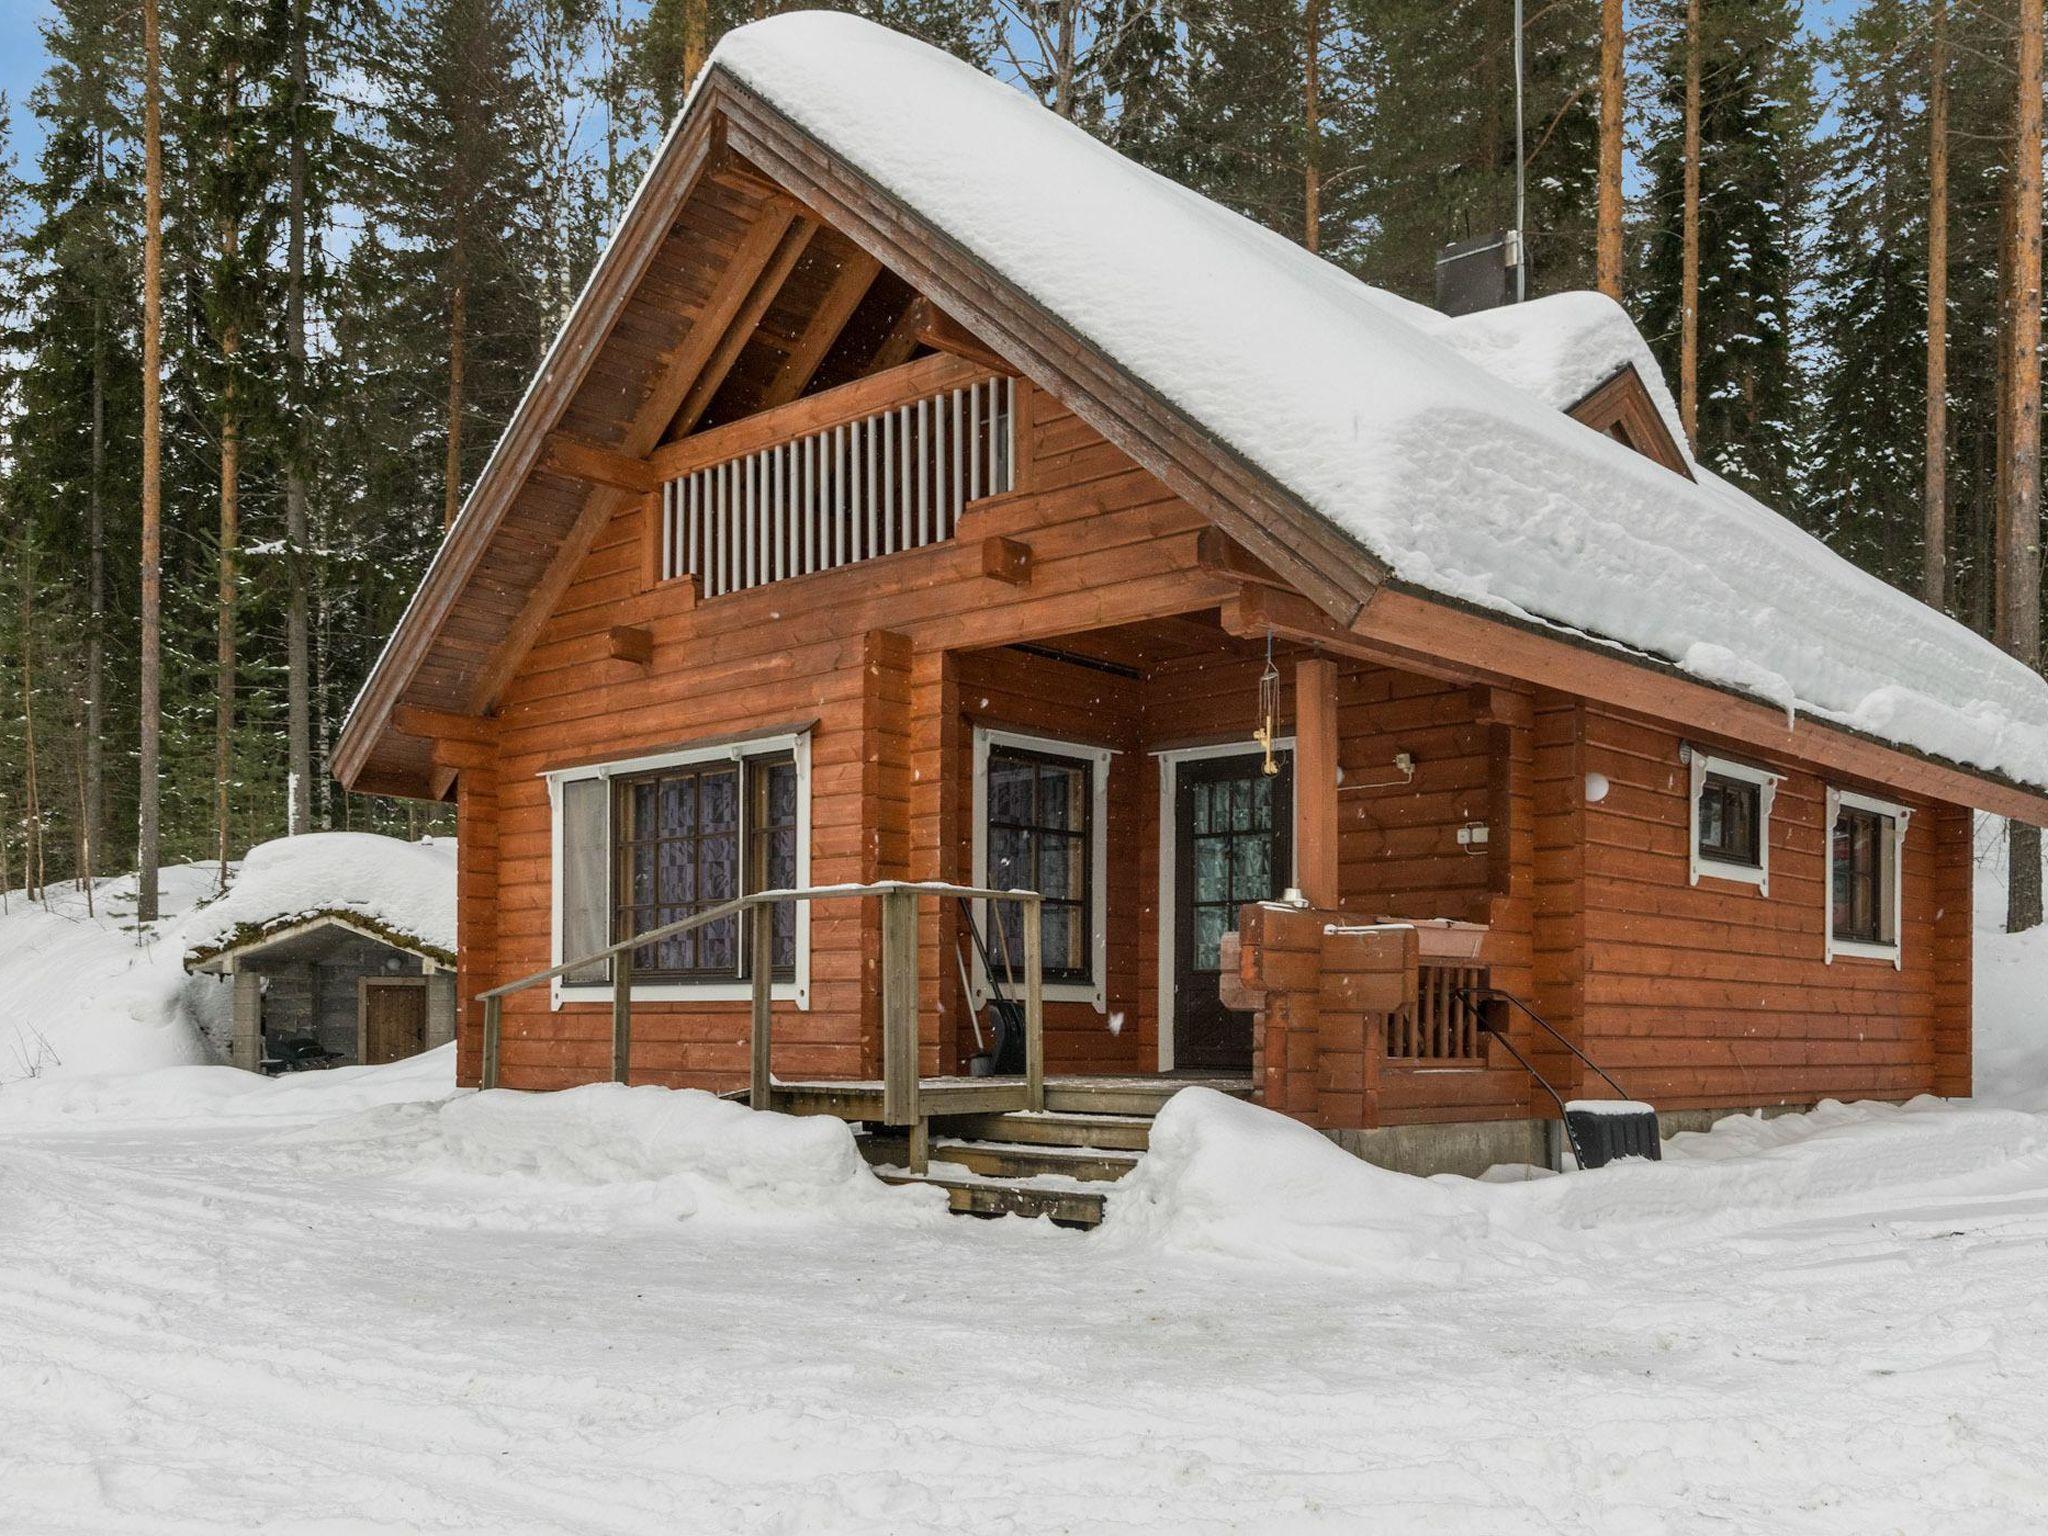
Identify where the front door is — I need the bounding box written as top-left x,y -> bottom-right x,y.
1173,751 -> 1291,1071
361,980 -> 427,1066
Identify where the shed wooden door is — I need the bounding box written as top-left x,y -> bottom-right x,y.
1173,751 -> 1291,1071
361,981 -> 427,1066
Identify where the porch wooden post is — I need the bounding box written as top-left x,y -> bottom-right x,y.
1022,893 -> 1046,1110
610,943 -> 633,1084
1295,656 -> 1340,908
230,967 -> 262,1073
750,899 -> 775,1109
880,887 -> 920,1129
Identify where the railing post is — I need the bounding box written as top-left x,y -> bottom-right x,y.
611,941 -> 633,1084
751,899 -> 775,1110
1022,892 -> 1045,1111
880,887 -> 920,1134
481,995 -> 501,1091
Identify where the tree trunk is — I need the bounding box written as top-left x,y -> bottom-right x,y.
1303,0 -> 1322,253
1923,0 -> 1949,612
217,353 -> 238,889
684,0 -> 708,89
17,531 -> 41,904
137,0 -> 165,925
445,270 -> 466,529
1679,0 -> 1701,449
85,132 -> 106,884
285,0 -> 313,837
2006,0 -> 2044,935
1595,0 -> 1624,298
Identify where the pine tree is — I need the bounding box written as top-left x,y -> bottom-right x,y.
1348,0 -> 1600,299
1637,0 -> 1815,511
375,0 -> 549,530
1804,0 -> 1930,585
12,0 -> 144,888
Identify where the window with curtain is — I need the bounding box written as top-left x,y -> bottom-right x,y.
554,745 -> 803,991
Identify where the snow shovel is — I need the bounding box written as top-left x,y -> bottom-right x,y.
953,937 -> 996,1076
1458,985 -> 1661,1170
955,897 -> 1027,1076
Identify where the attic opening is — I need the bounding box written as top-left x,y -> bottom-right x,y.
560,150 -> 1023,603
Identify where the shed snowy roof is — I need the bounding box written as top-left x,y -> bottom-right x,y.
712,15 -> 2048,792
184,833 -> 458,967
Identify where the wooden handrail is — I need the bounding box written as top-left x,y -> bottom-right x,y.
476,880 -> 1048,1133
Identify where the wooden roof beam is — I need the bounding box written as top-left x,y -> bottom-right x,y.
1221,583 -> 1502,688
540,433 -> 658,494
910,298 -> 1015,375
628,201 -> 802,450
759,245 -> 882,409
667,217 -> 820,439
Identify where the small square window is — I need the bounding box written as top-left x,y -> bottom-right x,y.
1697,772 -> 1761,868
1831,805 -> 1895,948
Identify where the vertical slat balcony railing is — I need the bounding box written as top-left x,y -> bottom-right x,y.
474,882 -> 1046,1173
660,374 -> 1015,597
1389,962 -> 1489,1062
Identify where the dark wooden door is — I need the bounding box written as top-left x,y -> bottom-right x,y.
1173,751 -> 1291,1071
361,982 -> 427,1066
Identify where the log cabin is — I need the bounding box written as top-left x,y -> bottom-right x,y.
334,14 -> 2048,1216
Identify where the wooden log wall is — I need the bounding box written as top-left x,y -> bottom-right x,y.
471,380 -> 1249,1089
457,364 -> 1979,1123
1573,704 -> 1947,1111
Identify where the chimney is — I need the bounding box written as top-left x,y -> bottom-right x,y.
1434,229 -> 1526,316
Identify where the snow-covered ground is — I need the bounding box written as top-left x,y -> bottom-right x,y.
6,1058 -> 2048,1532
3,831 -> 2048,1532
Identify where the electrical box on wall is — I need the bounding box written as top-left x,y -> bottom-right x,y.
1457,823 -> 1490,849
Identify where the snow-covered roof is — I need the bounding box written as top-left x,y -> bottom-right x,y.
713,15 -> 2048,793
183,833 -> 458,967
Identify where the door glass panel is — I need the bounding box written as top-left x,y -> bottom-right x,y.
1232,836 -> 1273,902
1194,836 -> 1230,901
1194,904 -> 1227,970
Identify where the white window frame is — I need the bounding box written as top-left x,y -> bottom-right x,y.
544,731 -> 812,1010
1824,786 -> 1911,968
970,726 -> 1111,1012
1688,750 -> 1780,893
1154,738 -> 1297,1072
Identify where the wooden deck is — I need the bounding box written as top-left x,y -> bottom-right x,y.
769,1072 -> 1252,1123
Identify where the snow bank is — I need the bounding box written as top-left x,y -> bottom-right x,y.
3,1042 -> 457,1124
1103,1088 -> 1491,1271
330,1082 -> 944,1228
183,831 -> 457,962
711,15 -> 2048,790
1972,816 -> 2048,1110
0,865 -> 227,1083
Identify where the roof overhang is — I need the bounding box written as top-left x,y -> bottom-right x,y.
185,912 -> 456,975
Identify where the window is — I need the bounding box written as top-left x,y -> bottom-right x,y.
547,732 -> 810,1006
1697,773 -> 1761,867
971,727 -> 1110,1009
986,746 -> 1091,984
1688,751 -> 1779,892
1827,788 -> 1910,965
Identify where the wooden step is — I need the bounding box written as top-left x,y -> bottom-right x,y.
873,1168 -> 1108,1228
942,1109 -> 1155,1152
863,1133 -> 1138,1184
1040,1075 -> 1252,1117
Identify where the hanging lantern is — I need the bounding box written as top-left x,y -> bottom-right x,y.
1254,630 -> 1281,776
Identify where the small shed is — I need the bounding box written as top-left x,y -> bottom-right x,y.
184,833 -> 459,1072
